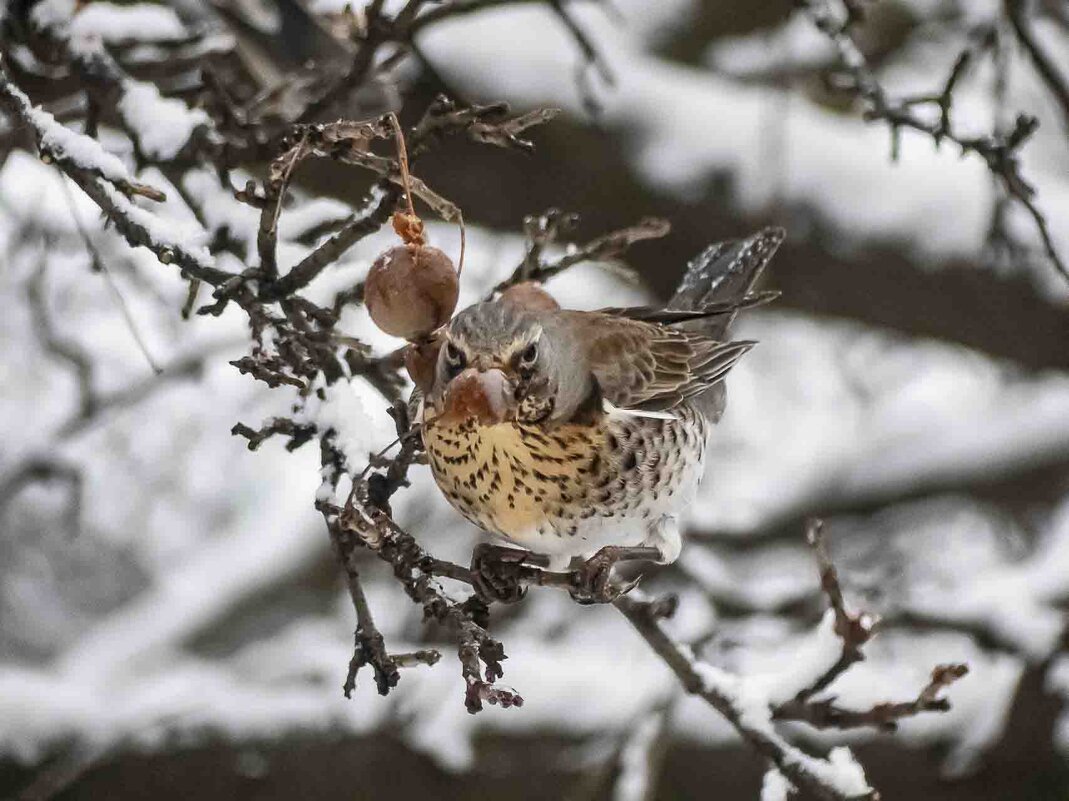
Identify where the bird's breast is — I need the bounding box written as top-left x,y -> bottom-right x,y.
422,417 -> 605,545
422,406 -> 707,550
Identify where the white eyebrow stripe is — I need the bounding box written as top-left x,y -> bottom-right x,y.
504,325 -> 543,359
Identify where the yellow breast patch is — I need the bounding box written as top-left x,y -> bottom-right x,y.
422,417 -> 604,542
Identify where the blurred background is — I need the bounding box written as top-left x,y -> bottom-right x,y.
2,0 -> 1069,798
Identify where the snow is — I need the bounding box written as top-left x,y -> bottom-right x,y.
614,711 -> 664,801
70,4 -> 188,43
0,157 -> 1058,773
689,312 -> 1069,534
117,82 -> 211,161
28,0 -> 79,33
899,495 -> 1069,661
707,15 -> 834,77
33,0 -> 188,44
29,0 -> 211,161
0,140 -> 1058,771
761,767 -> 791,801
748,610 -> 845,706
807,747 -> 872,797
98,181 -> 215,270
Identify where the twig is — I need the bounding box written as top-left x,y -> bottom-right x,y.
334,481 -> 521,712
57,173 -> 162,374
793,519 -> 877,702
255,130 -> 310,280
1004,0 -> 1069,132
799,0 -> 1069,286
774,664 -> 969,732
260,181 -> 400,301
231,418 -> 318,452
25,255 -> 96,420
489,212 -> 669,297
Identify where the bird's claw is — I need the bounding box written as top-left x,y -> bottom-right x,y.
470,544 -> 530,604
568,549 -> 642,605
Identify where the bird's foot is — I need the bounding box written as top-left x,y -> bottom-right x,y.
567,545 -> 661,605
470,544 -> 544,604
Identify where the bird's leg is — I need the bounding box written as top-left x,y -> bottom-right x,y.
566,545 -> 662,605
469,543 -> 548,604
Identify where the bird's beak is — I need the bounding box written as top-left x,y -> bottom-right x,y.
441,368 -> 513,425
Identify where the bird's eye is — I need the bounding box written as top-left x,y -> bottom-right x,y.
445,343 -> 464,365
519,342 -> 538,367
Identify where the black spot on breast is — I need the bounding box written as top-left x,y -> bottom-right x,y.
623,451 -> 638,471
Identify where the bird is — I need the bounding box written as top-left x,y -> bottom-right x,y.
420,227 -> 784,603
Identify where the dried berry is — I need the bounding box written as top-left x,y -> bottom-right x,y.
499,281 -> 560,312
365,244 -> 459,340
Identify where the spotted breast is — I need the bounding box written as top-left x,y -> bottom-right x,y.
422,402 -> 707,567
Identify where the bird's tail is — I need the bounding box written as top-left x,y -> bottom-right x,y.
667,227 -> 784,341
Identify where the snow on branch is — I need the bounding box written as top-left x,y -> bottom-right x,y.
29,1 -> 216,162
0,61 -> 163,201
0,61 -> 226,287
616,520 -> 968,801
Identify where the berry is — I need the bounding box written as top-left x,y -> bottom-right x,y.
365,244 -> 459,340
499,281 -> 560,312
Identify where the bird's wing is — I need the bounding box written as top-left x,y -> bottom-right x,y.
560,312 -> 754,413
596,290 -> 779,325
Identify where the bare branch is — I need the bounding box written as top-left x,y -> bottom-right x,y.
774,664 -> 969,732
799,0 -> 1069,286
1004,0 -> 1069,132
25,257 -> 96,420
490,211 -> 669,297
261,181 -> 400,301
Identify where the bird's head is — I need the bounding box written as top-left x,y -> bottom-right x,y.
426,301 -> 593,427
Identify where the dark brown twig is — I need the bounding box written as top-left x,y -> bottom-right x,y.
774,664 -> 969,732
1004,0 -> 1069,132
490,212 -> 669,298
794,519 -> 877,702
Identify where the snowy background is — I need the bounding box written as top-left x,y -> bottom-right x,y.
2,0 -> 1069,799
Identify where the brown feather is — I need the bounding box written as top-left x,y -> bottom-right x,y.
558,311 -> 754,413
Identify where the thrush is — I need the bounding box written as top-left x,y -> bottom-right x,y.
421,227 -> 784,602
